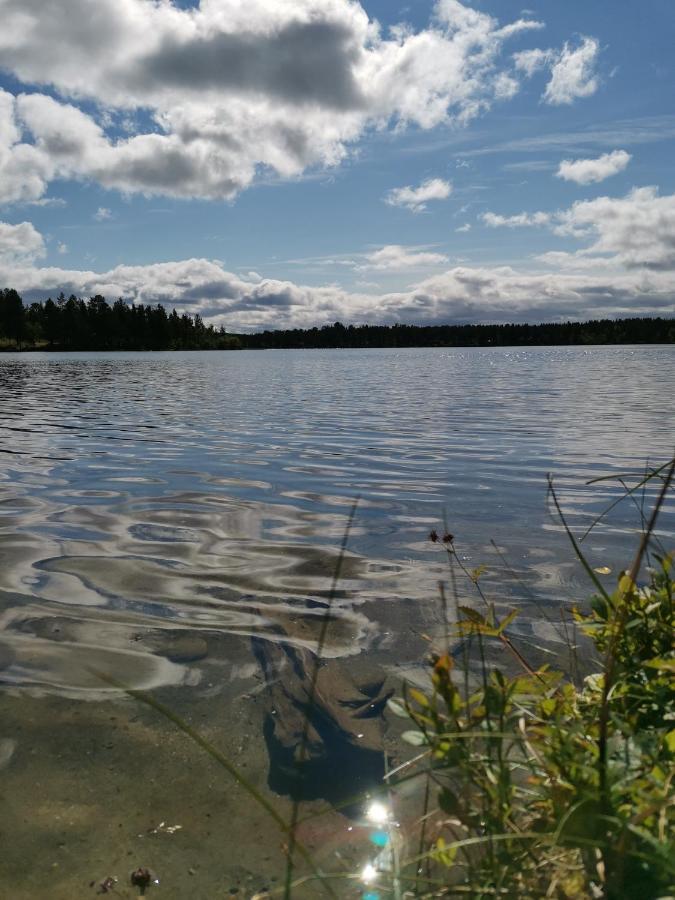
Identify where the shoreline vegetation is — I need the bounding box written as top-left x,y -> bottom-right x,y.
1,288 -> 674,352
123,465 -> 674,899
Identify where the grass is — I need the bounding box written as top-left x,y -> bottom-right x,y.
111,459 -> 675,899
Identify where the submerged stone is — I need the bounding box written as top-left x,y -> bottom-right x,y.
141,631 -> 209,664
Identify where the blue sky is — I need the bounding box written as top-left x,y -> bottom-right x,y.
0,0 -> 674,329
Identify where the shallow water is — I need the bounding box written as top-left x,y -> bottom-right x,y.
0,346 -> 673,896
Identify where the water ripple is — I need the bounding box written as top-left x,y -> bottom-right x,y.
0,346 -> 673,696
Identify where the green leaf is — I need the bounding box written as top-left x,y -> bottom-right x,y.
485,684 -> 504,715
645,658 -> 675,672
435,835 -> 458,867
470,565 -> 487,584
618,573 -> 636,595
497,609 -> 518,635
458,606 -> 485,625
541,697 -> 556,716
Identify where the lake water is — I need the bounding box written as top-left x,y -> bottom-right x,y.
0,346 -> 673,898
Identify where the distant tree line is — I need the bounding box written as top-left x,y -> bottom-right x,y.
1,287 -> 673,351
237,317 -> 675,349
0,288 -> 240,350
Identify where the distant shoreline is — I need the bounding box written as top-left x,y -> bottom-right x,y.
234,317 -> 674,350
0,285 -> 673,352
1,337 -> 675,353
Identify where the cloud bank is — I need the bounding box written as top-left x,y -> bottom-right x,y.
2,186 -> 674,331
3,254 -> 672,333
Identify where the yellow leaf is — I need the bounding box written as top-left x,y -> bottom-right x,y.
618,573 -> 636,594
434,654 -> 454,674
408,688 -> 429,707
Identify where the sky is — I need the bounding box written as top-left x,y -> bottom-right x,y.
0,0 -> 674,331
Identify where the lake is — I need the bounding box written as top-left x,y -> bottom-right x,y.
0,346 -> 673,898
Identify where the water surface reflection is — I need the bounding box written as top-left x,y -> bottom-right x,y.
0,347 -> 673,697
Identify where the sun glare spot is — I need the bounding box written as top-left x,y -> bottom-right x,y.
366,801 -> 389,825
361,863 -> 378,885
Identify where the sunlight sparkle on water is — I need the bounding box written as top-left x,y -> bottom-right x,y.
361,863 -> 378,885
366,801 -> 390,825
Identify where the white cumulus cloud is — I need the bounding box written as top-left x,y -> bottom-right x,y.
384,178 -> 452,213
514,37 -> 600,106
0,220 -> 45,265
359,245 -> 450,270
0,0 -> 562,203
556,150 -> 631,185
557,186 -> 675,270
544,37 -> 600,105
0,92 -> 55,204
484,186 -> 675,271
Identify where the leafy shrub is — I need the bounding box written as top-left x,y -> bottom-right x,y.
402,552 -> 674,899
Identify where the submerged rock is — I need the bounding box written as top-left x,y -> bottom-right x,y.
252,632 -> 392,804
157,634 -> 208,664
137,630 -> 209,664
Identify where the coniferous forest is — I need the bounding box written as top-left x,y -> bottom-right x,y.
0,288 -> 239,350
0,287 -> 673,351
235,316 -> 674,349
